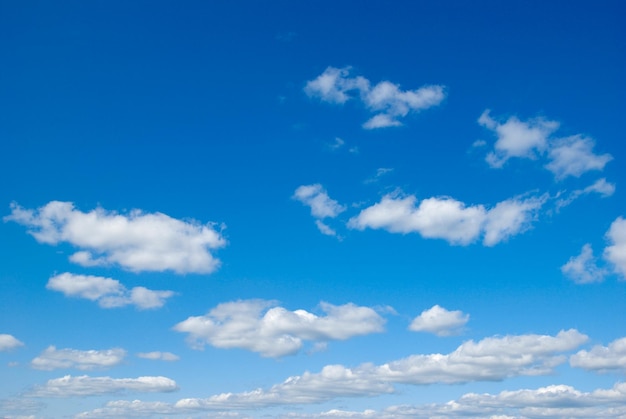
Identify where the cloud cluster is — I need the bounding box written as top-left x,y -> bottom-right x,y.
26,375 -> 178,397
31,346 -> 126,371
479,110 -> 612,179
348,192 -> 546,246
5,201 -> 226,274
293,184 -> 346,237
570,337 -> 626,372
47,273 -> 175,309
0,334 -> 24,351
409,305 -> 469,336
174,300 -> 386,357
305,66 -> 445,129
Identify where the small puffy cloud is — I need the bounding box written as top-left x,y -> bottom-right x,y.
604,217 -> 626,278
4,201 -> 226,274
409,305 -> 469,336
305,66 -> 445,129
315,220 -> 339,237
31,346 -> 126,371
0,334 -> 24,351
27,375 -> 178,397
546,135 -> 613,179
47,273 -> 175,310
137,352 -> 179,362
570,337 -> 626,372
173,300 -> 386,358
293,184 -> 346,219
348,192 -> 544,246
479,110 -> 558,168
561,244 -> 607,284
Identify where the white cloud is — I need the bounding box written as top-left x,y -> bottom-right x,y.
561,244 -> 607,284
137,352 -> 179,361
480,110 -> 558,168
329,137 -> 345,150
0,334 -> 24,351
31,346 -> 126,371
315,220 -> 339,237
604,217 -> 626,278
173,300 -> 386,358
546,135 -> 613,179
409,305 -> 469,336
556,178 -> 616,210
570,337 -> 626,372
305,66 -> 445,129
47,273 -> 175,310
293,184 -> 346,219
26,375 -> 178,397
348,192 -> 544,246
4,201 -> 226,274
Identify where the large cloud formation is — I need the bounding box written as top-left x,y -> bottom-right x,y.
5,201 -> 226,274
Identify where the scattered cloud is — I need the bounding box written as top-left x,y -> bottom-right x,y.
561,244 -> 607,284
137,352 -> 179,362
305,66 -> 445,129
4,201 -> 226,274
26,375 -> 178,397
329,137 -> 345,150
546,135 -> 613,180
348,192 -> 545,246
570,337 -> 626,372
31,346 -> 126,371
173,300 -> 386,358
0,334 -> 24,351
604,217 -> 626,279
293,184 -> 346,219
409,305 -> 469,336
556,178 -> 615,210
47,273 -> 175,310
315,220 -> 339,237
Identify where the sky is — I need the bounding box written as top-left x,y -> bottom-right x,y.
0,1 -> 625,418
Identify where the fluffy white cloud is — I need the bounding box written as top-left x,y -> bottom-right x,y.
561,244 -> 607,284
409,305 -> 469,336
348,192 -> 544,246
315,220 -> 339,237
604,217 -> 626,278
173,300 -> 386,357
479,110 -> 558,168
570,337 -> 626,372
4,201 -> 226,274
47,273 -> 175,310
280,382 -> 626,418
137,351 -> 179,361
293,184 -> 346,219
305,66 -> 445,129
546,135 -> 613,179
31,346 -> 126,371
0,334 -> 24,351
26,375 -> 178,397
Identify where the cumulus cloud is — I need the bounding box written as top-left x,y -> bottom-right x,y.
293,184 -> 346,219
137,352 -> 180,361
561,244 -> 607,284
348,192 -> 545,246
604,217 -> 626,278
31,346 -> 126,371
546,135 -> 613,179
409,305 -> 469,336
173,300 -> 386,357
570,337 -> 626,372
47,273 -> 175,309
26,375 -> 178,397
4,201 -> 226,274
305,66 -> 445,129
479,111 -> 612,179
0,334 -> 24,351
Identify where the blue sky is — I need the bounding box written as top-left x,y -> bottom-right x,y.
1,1 -> 625,418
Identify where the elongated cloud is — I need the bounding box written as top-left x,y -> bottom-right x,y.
174,300 -> 386,357
137,352 -> 179,361
305,66 -> 445,129
0,334 -> 24,351
31,346 -> 126,371
4,201 -> 226,274
47,273 -> 175,309
27,375 -> 178,397
409,305 -> 469,336
570,337 -> 626,372
348,192 -> 545,246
